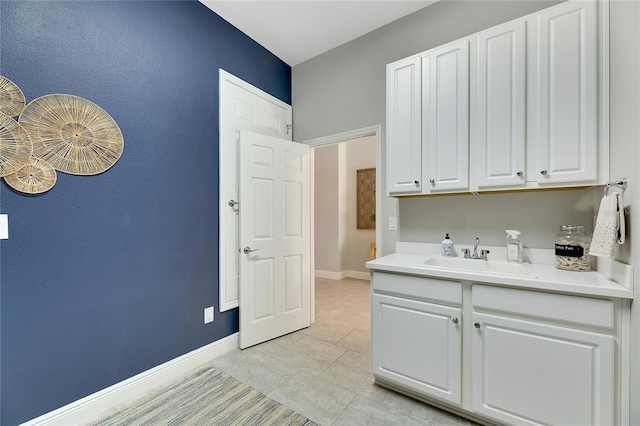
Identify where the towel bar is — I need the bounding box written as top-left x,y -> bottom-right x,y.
604,178 -> 627,196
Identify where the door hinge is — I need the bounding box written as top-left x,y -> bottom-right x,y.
286,124 -> 292,135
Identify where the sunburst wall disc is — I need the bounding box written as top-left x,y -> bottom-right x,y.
18,94 -> 124,175
0,113 -> 33,177
4,156 -> 57,194
0,75 -> 27,118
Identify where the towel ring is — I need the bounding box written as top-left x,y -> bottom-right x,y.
604,178 -> 627,196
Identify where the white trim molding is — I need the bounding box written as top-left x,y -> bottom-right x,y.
315,269 -> 370,281
21,334 -> 239,426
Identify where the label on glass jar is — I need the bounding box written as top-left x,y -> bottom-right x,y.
555,244 -> 584,257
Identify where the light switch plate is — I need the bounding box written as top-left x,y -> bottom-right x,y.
0,214 -> 8,240
388,216 -> 398,231
204,306 -> 214,324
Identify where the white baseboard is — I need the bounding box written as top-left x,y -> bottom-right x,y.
345,270 -> 371,281
315,270 -> 370,281
315,269 -> 346,280
22,333 -> 239,426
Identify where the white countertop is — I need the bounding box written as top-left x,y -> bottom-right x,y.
366,251 -> 634,299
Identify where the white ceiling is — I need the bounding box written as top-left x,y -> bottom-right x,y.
200,1 -> 438,66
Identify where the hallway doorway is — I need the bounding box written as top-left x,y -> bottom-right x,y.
305,125 -> 382,322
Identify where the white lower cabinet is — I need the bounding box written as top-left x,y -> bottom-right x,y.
472,313 -> 614,425
371,272 -> 463,405
372,293 -> 462,405
371,272 -> 622,425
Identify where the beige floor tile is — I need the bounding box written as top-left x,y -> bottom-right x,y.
336,328 -> 370,355
321,351 -> 388,403
299,320 -> 354,344
381,389 -> 478,425
209,346 -> 298,394
265,335 -> 348,375
333,394 -> 425,426
268,370 -> 356,426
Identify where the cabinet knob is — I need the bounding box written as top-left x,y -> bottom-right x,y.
429,179 -> 435,185
452,317 -> 459,324
414,180 -> 419,185
517,171 -> 523,177
540,170 -> 548,175
474,322 -> 481,328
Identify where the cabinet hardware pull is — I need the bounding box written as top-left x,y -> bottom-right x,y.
429,179 -> 435,185
414,180 -> 419,185
517,171 -> 523,177
540,170 -> 548,175
474,322 -> 481,328
452,318 -> 459,324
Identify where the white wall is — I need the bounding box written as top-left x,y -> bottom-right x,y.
314,144 -> 346,273
346,136 -> 376,273
294,0 -> 640,422
293,0 -> 562,256
609,1 -> 640,420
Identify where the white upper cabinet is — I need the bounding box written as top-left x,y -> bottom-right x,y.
386,55 -> 422,194
533,0 -> 599,185
474,20 -> 526,189
385,0 -> 608,196
423,39 -> 470,193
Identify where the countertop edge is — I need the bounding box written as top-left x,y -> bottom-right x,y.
366,254 -> 634,300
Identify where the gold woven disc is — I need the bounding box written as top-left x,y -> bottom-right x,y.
0,75 -> 27,117
0,113 -> 33,177
18,94 -> 124,175
4,156 -> 57,194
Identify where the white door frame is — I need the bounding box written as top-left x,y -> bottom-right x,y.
219,69 -> 292,312
304,125 -> 383,323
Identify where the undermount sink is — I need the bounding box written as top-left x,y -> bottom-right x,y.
420,257 -> 537,278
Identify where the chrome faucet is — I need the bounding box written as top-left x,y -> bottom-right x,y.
462,237 -> 490,260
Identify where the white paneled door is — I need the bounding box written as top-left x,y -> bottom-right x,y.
239,130 -> 311,349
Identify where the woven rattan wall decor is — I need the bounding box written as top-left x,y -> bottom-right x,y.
0,75 -> 124,194
4,156 -> 57,194
19,94 -> 124,176
356,168 -> 376,230
0,113 -> 33,177
0,75 -> 27,118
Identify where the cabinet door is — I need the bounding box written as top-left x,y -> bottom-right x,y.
473,313 -> 614,426
535,1 -> 598,184
475,20 -> 526,188
424,40 -> 469,193
372,293 -> 462,405
386,56 -> 422,194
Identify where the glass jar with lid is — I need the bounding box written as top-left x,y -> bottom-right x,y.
555,225 -> 591,271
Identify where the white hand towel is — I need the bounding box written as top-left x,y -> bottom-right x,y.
590,192 -> 625,259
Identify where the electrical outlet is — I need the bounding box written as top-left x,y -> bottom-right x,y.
204,307 -> 214,324
388,216 -> 398,231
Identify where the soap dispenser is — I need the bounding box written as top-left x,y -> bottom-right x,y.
506,230 -> 523,262
441,233 -> 454,257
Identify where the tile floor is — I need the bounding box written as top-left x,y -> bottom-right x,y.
209,277 -> 477,426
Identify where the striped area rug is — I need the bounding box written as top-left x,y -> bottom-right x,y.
91,365 -> 318,426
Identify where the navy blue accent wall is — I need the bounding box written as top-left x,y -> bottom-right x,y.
0,1 -> 290,424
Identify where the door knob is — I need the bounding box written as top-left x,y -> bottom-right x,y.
243,247 -> 259,254
228,199 -> 239,207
